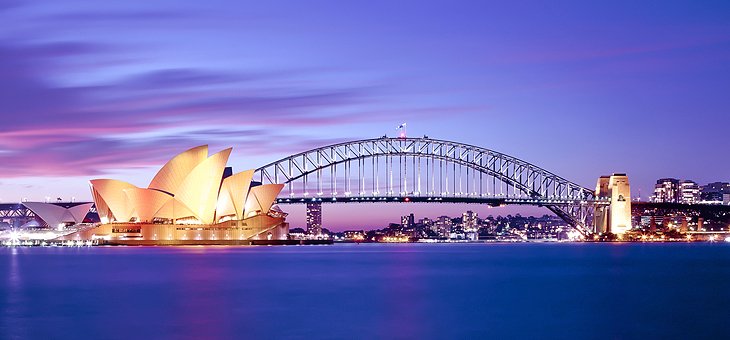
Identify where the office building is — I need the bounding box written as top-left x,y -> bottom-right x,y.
680,180 -> 700,204
435,216 -> 452,238
700,182 -> 730,204
462,211 -> 478,232
651,178 -> 680,203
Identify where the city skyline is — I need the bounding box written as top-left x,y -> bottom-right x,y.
1,1 -> 729,229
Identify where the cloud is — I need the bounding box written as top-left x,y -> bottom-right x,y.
0,36 -> 387,177
43,10 -> 190,23
487,31 -> 730,66
0,4 -> 468,179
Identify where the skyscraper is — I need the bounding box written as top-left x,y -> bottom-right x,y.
306,202 -> 322,235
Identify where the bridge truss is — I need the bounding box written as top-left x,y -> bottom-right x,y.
254,137 -> 607,235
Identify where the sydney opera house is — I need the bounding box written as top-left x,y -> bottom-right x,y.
60,145 -> 289,245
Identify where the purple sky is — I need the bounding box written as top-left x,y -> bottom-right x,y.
1,1 -> 729,230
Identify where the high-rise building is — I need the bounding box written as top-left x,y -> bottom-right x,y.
435,216 -> 452,238
401,213 -> 415,228
462,210 -> 478,232
651,178 -> 680,203
680,180 -> 700,204
306,202 -> 322,235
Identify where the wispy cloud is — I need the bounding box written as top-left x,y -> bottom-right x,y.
0,37 -> 385,176
43,10 -> 190,23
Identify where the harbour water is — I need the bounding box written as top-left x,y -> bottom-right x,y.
2,243 -> 729,339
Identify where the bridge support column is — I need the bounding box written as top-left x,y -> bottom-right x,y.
594,177 -> 610,234
594,173 -> 632,236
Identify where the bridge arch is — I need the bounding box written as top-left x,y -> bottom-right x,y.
254,137 -> 602,235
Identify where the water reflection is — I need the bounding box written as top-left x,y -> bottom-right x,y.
379,246 -> 428,339
0,244 -> 728,339
3,248 -> 27,339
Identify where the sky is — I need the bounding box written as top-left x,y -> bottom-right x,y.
0,0 -> 729,230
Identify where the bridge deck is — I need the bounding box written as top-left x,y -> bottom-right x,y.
275,196 -> 609,206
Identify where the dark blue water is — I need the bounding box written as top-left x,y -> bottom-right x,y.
2,243 -> 729,339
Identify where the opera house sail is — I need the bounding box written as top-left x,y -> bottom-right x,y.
61,145 -> 289,245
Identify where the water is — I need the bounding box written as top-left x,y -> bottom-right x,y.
2,243 -> 729,339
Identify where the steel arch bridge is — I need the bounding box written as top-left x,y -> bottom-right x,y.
254,137 -> 608,236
